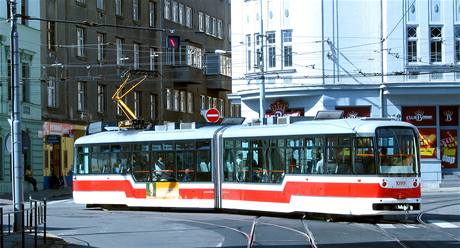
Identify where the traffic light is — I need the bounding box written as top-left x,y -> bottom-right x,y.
167,36 -> 180,49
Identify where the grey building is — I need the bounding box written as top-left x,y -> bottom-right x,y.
40,0 -> 232,187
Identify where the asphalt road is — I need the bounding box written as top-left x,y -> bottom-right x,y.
43,192 -> 460,248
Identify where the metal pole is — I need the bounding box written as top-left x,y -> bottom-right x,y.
379,0 -> 385,118
10,0 -> 24,232
43,199 -> 47,244
259,0 -> 265,123
1,207 -> 3,247
34,201 -> 38,248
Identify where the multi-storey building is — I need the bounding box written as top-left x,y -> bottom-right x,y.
40,0 -> 231,187
0,1 -> 43,192
231,0 -> 460,188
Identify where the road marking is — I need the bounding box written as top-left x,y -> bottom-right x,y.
431,221 -> 458,229
377,224 -> 396,229
48,199 -> 73,205
403,224 -> 418,229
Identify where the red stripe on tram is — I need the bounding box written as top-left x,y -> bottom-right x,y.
73,180 -> 421,203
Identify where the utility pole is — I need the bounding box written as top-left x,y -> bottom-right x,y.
258,0 -> 265,123
379,0 -> 385,118
10,0 -> 24,232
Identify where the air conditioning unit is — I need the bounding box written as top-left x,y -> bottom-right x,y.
277,116 -> 290,124
154,125 -> 167,131
165,122 -> 176,130
180,122 -> 196,130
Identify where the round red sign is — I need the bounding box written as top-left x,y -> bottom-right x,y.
205,108 -> 220,123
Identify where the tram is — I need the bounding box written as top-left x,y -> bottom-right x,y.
72,117 -> 421,216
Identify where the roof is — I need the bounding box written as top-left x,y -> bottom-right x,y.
75,119 -> 417,145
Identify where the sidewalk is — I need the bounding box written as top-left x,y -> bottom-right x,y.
0,187 -> 72,206
1,187 -> 72,248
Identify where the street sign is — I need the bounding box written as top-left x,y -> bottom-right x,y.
205,108 -> 220,123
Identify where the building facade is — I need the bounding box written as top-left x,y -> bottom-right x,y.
0,1 -> 43,192
230,0 -> 460,188
40,0 -> 231,187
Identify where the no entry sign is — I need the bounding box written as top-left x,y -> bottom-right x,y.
205,108 -> 220,123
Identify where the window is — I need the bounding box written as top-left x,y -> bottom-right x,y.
173,90 -> 180,111
76,27 -> 85,57
377,128 -> 418,175
115,0 -> 122,16
134,91 -> 141,117
133,43 -> 140,69
212,17 -> 217,37
407,27 -> 417,63
21,0 -> 28,25
207,96 -> 212,109
77,82 -> 87,111
7,57 -> 11,100
186,6 -> 192,28
205,14 -> 210,34
47,22 -> 56,51
200,95 -> 206,110
430,27 -> 442,63
164,0 -> 170,20
217,19 -> 223,39
187,92 -> 193,113
456,26 -> 460,63
166,88 -> 172,110
267,32 -> 276,68
219,55 -> 231,77
212,97 -> 218,108
97,84 -> 106,113
198,12 -> 204,32
149,2 -> 156,27
22,63 -> 30,102
97,33 -> 105,63
76,0 -> 85,4
172,1 -> 178,22
218,99 -> 224,117
254,33 -> 262,67
178,4 -> 184,25
185,45 -> 202,69
116,38 -> 123,65
47,78 -> 57,108
282,30 -> 292,67
133,0 -> 139,21
150,94 -> 156,120
150,47 -> 158,71
180,91 -> 186,112
354,138 -> 376,174
97,0 -> 104,10
325,136 -> 352,174
246,35 -> 252,71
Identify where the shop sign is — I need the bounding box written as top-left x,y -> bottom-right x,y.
265,101 -> 304,117
402,106 -> 436,126
440,130 -> 458,169
46,135 -> 61,144
418,128 -> 437,158
43,122 -> 74,136
440,106 -> 459,126
335,106 -> 371,118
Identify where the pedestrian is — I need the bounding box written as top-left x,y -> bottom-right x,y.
25,165 -> 38,191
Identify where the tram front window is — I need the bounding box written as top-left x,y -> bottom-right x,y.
376,128 -> 418,176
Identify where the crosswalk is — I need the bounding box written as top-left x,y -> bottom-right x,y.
377,221 -> 460,229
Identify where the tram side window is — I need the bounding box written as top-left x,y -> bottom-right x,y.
176,141 -> 195,182
224,140 -> 236,182
286,139 -> 303,174
269,139 -> 285,183
326,136 -> 352,174
110,144 -> 131,174
305,137 -> 324,174
132,143 -> 151,181
76,146 -> 90,174
196,141 -> 211,182
354,138 -> 376,174
90,145 -> 111,174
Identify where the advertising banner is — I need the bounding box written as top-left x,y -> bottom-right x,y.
335,106 -> 371,118
146,182 -> 179,199
418,128 -> 437,158
441,130 -> 458,169
440,106 -> 459,126
402,106 -> 436,126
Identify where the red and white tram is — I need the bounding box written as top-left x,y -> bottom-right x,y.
73,118 -> 421,216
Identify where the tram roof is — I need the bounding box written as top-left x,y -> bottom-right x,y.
75,119 -> 416,145
222,118 -> 416,138
74,125 -> 221,145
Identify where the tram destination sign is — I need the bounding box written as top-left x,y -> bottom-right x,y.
205,108 -> 220,123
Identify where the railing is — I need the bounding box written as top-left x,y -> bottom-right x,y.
0,197 -> 47,248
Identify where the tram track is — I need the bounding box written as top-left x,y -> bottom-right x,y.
416,202 -> 460,242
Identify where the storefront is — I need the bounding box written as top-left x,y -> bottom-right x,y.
42,122 -> 86,189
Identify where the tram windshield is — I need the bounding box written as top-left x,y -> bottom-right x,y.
376,127 -> 418,176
